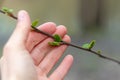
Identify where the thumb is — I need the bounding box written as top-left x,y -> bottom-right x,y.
1,11 -> 37,80
6,10 -> 31,48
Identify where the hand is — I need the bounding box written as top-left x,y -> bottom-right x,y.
0,10 -> 73,80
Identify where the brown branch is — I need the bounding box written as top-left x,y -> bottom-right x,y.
0,10 -> 5,14
0,9 -> 120,65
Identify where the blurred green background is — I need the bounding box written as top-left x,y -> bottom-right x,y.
1,0 -> 120,80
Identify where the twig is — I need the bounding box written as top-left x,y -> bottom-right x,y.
0,9 -> 120,65
0,10 -> 5,14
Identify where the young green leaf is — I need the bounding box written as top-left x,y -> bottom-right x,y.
82,43 -> 91,49
89,40 -> 96,49
31,20 -> 39,28
82,40 -> 96,50
2,7 -> 13,13
48,34 -> 62,46
53,34 -> 62,42
48,41 -> 60,46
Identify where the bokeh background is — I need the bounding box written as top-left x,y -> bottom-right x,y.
1,0 -> 120,80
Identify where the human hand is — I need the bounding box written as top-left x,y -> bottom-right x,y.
0,10 -> 73,80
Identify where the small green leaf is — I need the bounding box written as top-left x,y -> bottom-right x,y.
53,34 -> 62,42
31,20 -> 39,27
48,34 -> 62,46
48,41 -> 60,46
2,7 -> 13,13
82,40 -> 96,49
2,7 -> 9,12
8,9 -> 13,13
82,43 -> 91,49
89,40 -> 96,49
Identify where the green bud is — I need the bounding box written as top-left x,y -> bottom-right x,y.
97,50 -> 101,54
82,40 -> 96,50
89,40 -> 96,49
53,34 -> 62,42
2,7 -> 13,13
82,43 -> 91,49
31,19 -> 39,28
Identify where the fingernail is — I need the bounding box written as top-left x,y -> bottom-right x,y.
18,10 -> 26,21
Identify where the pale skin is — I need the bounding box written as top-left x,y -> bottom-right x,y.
0,10 -> 73,80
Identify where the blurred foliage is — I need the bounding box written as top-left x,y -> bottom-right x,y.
0,0 -> 3,7
2,0 -> 80,34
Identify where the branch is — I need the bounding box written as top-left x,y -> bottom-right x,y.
0,9 -> 120,65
